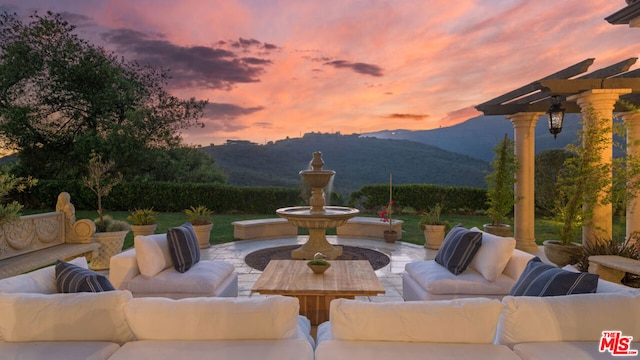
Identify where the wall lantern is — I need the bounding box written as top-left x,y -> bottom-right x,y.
547,96 -> 565,139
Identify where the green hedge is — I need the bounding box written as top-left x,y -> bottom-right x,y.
23,181 -> 487,215
349,184 -> 487,214
26,180 -> 303,214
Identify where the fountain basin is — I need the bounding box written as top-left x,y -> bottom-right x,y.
277,206 -> 359,259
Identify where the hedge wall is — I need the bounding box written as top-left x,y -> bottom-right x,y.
349,184 -> 487,214
25,180 -> 303,214
22,181 -> 487,215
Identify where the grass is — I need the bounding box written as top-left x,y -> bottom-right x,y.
24,209 -> 628,249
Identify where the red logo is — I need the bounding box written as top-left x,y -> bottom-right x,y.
600,331 -> 638,356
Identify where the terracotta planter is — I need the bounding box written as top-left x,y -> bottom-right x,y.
192,223 -> 213,249
131,224 -> 157,238
483,224 -> 512,237
383,230 -> 398,243
423,225 -> 446,250
90,230 -> 129,270
543,240 -> 583,267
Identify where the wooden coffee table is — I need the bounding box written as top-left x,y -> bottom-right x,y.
252,260 -> 385,325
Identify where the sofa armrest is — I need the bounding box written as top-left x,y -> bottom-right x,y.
109,248 -> 139,290
502,249 -> 535,280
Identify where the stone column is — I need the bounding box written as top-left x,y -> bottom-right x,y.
507,112 -> 543,253
568,89 -> 632,249
621,111 -> 640,244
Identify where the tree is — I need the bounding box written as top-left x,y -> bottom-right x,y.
485,134 -> 518,226
0,12 -> 223,183
534,149 -> 575,216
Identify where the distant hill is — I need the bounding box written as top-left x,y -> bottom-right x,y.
201,133 -> 490,197
361,114 -> 581,162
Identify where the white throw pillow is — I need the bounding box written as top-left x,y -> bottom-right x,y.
134,234 -> 173,279
330,297 -> 504,343
124,295 -> 299,340
468,227 -> 516,282
0,290 -> 134,344
0,256 -> 88,294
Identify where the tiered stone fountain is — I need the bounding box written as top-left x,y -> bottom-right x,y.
277,152 -> 359,259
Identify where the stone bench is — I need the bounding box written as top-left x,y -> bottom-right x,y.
336,217 -> 404,240
588,255 -> 640,284
0,192 -> 99,279
232,218 -> 299,240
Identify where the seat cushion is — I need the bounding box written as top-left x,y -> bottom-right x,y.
434,226 -> 482,275
405,260 -> 516,295
469,227 -> 516,281
128,260 -> 235,294
509,257 -> 598,296
167,223 -> 200,273
55,260 -> 115,293
0,341 -> 120,360
0,256 -> 88,294
134,234 -> 173,279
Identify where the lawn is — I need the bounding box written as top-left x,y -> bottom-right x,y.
25,209 -> 628,249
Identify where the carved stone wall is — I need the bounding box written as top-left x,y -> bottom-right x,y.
0,212 -> 65,260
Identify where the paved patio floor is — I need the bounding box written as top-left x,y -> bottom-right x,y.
200,235 -> 547,301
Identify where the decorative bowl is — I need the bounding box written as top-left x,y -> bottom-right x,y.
307,263 -> 331,274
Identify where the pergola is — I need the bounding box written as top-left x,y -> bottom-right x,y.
475,58 -> 640,252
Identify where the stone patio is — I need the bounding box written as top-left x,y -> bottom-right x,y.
199,235 -> 547,301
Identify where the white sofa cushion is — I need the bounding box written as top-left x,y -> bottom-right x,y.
127,260 -> 234,294
404,260 -> 516,295
0,256 -> 88,294
469,227 -> 516,281
0,290 -> 134,344
513,341 -> 637,360
315,342 -> 521,360
497,293 -> 640,346
124,295 -> 300,340
329,298 -> 504,343
134,234 -> 173,279
0,342 -> 120,360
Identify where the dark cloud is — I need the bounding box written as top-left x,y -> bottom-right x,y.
101,29 -> 275,90
252,122 -> 273,128
324,60 -> 383,77
384,113 -> 429,121
199,102 -> 265,132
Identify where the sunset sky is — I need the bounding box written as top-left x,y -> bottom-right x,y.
1,0 -> 639,146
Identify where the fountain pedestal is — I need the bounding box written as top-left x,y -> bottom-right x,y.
276,152 -> 359,260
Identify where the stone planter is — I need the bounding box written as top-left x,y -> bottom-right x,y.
383,229 -> 398,243
543,240 -> 583,267
131,224 -> 157,238
483,224 -> 512,237
423,225 -> 446,250
192,223 -> 213,249
89,230 -> 129,270
307,262 -> 331,274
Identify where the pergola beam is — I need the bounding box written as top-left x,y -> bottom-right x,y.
476,58 -> 594,107
538,78 -> 640,94
577,57 -> 637,79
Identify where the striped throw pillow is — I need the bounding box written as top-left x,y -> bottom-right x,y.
55,260 -> 115,293
434,225 -> 482,275
509,257 -> 599,296
167,223 -> 201,273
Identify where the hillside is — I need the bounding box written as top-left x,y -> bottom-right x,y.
202,133 -> 490,196
361,114 -> 581,162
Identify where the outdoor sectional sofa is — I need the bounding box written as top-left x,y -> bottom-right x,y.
109,233 -> 238,298
316,294 -> 640,360
402,226 -> 635,300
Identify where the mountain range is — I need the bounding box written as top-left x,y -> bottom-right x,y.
202,114 -> 582,197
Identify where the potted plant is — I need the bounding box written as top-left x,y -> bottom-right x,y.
380,173 -> 397,243
420,203 -> 450,250
185,205 -> 214,248
307,252 -> 331,274
127,208 -> 159,237
83,152 -> 130,270
484,133 -> 518,237
544,108 -> 613,267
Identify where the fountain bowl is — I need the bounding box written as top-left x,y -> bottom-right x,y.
276,206 -> 359,228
